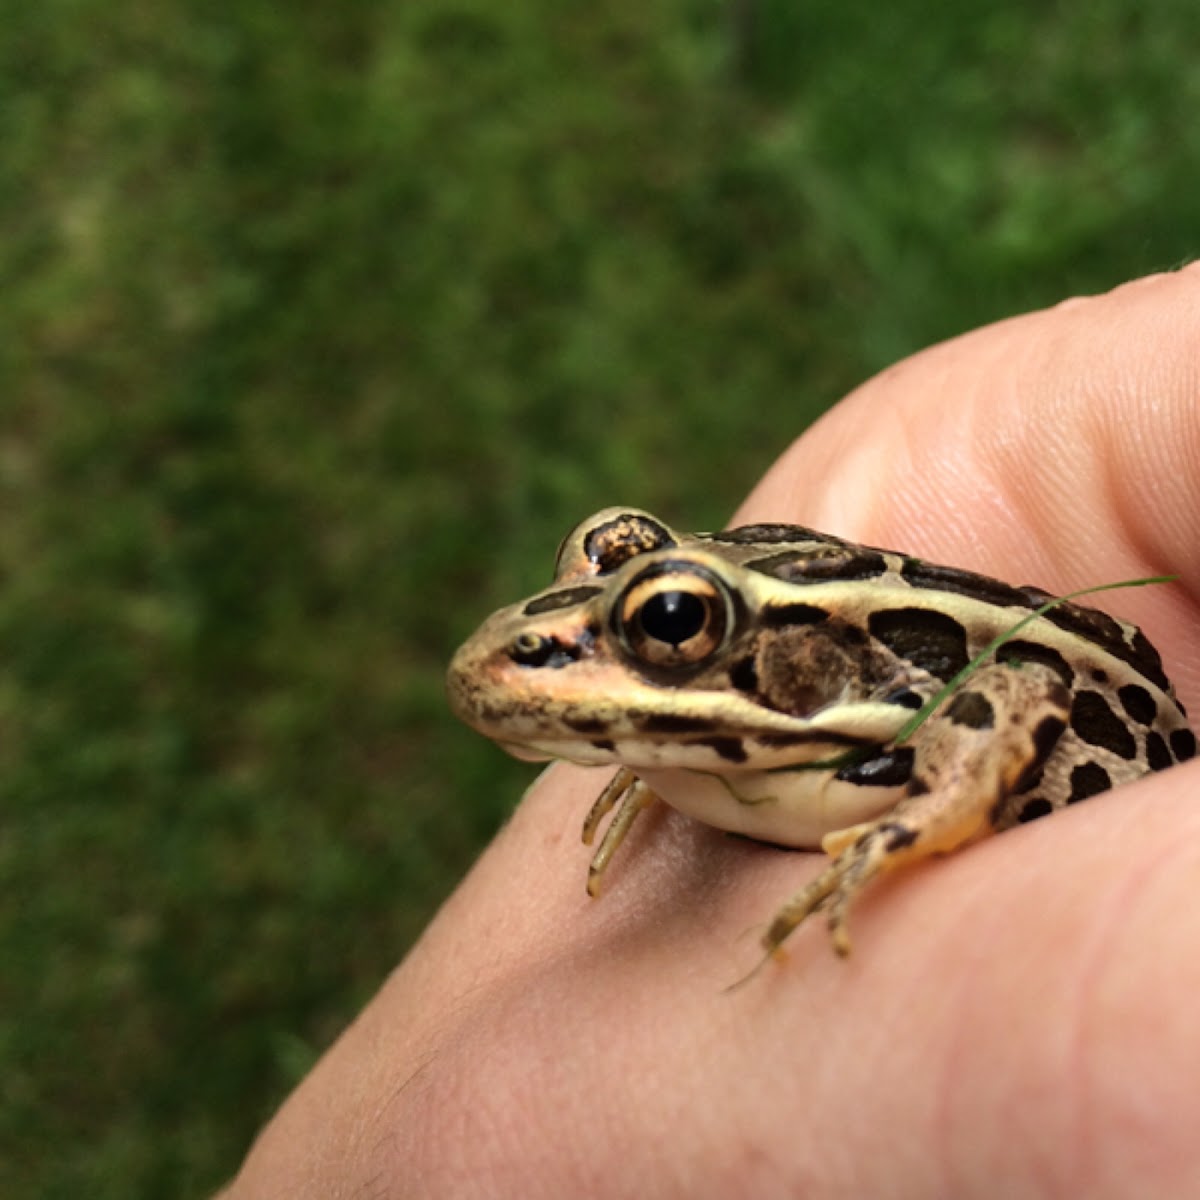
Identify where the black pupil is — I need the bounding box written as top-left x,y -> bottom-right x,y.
639,590 -> 707,646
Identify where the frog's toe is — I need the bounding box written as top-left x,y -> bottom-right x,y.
760,853 -> 854,957
582,770 -> 655,896
761,817 -> 922,957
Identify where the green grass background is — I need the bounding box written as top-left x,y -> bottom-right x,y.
4,1 -> 1200,1193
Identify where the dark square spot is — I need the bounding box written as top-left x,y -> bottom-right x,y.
1068,761 -> 1113,803
1018,797 -> 1053,823
1170,728 -> 1197,762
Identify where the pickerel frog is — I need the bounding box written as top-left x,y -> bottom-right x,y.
447,509 -> 1194,957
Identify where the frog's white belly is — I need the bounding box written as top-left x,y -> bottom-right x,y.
636,767 -> 904,848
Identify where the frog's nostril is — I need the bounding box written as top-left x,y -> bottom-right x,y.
509,632 -> 555,667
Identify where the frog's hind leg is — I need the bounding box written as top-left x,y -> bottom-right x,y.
763,663 -> 1071,958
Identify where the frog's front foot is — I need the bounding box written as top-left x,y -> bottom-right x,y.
581,768 -> 656,897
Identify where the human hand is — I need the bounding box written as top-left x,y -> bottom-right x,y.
225,269 -> 1200,1199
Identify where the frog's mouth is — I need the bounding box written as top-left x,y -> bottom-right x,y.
495,739 -> 555,764
473,702 -> 909,777
446,614 -> 911,772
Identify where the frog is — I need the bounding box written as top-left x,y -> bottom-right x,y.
446,508 -> 1195,959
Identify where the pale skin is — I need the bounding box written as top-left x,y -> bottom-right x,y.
225,269 -> 1200,1199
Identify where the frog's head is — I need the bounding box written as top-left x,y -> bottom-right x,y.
447,509 -> 908,772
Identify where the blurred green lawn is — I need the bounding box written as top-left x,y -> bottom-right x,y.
4,1 -> 1200,1194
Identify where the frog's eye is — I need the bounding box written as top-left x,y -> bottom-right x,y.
614,563 -> 734,669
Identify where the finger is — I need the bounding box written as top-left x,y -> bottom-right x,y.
743,267 -> 1200,706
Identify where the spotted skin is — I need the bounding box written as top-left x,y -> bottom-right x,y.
447,507 -> 1194,959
